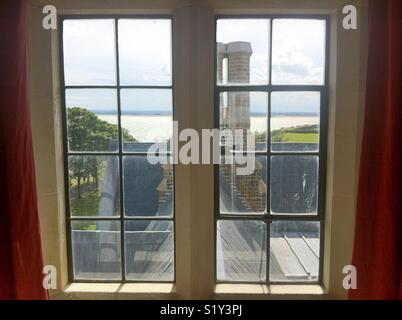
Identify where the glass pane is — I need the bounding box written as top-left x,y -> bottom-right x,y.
271,92 -> 320,152
68,156 -> 120,217
123,156 -> 173,217
71,220 -> 121,280
118,19 -> 172,85
66,89 -> 119,152
270,221 -> 320,282
220,92 -> 268,151
270,156 -> 318,214
272,19 -> 325,85
63,19 -> 116,85
121,89 -> 172,150
217,220 -> 266,282
220,156 -> 267,214
125,220 -> 174,281
217,19 -> 270,85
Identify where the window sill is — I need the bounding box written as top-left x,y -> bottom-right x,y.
56,283 -> 176,300
52,283 -> 327,299
214,284 -> 327,299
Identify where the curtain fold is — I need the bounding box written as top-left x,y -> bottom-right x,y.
0,0 -> 48,299
349,0 -> 402,300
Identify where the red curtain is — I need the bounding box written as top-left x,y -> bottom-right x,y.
0,0 -> 48,299
350,0 -> 402,299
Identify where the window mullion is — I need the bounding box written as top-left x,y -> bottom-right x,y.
266,18 -> 273,284
114,17 -> 126,282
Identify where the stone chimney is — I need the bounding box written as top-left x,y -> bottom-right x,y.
226,41 -> 252,84
217,41 -> 266,213
217,41 -> 253,146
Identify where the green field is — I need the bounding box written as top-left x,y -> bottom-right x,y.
256,124 -> 319,143
281,132 -> 318,143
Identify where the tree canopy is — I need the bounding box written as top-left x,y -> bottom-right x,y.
68,107 -> 134,151
67,107 -> 136,199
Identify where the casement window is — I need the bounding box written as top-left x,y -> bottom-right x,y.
59,14 -> 328,286
60,16 -> 175,282
215,17 -> 328,284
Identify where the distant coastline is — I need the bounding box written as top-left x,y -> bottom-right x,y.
97,112 -> 319,142
91,109 -> 319,117
92,110 -> 172,116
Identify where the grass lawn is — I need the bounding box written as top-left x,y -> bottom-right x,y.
282,132 -> 319,143
73,222 -> 97,231
71,189 -> 99,216
271,124 -> 319,143
71,188 -> 99,230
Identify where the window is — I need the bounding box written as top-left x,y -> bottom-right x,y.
215,17 -> 328,284
61,17 -> 174,282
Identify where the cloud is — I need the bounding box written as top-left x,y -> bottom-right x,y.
272,37 -> 324,84
271,19 -> 325,85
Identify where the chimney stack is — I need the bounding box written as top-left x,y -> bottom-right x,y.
217,41 -> 253,137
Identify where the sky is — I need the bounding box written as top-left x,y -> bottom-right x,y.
63,18 -> 325,114
66,88 -> 172,114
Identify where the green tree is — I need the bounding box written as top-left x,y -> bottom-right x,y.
68,107 -> 135,197
67,107 -> 134,151
254,131 -> 267,143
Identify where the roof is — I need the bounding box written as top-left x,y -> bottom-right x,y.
72,142 -> 320,282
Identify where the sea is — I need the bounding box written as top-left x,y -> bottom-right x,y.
98,114 -> 319,142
